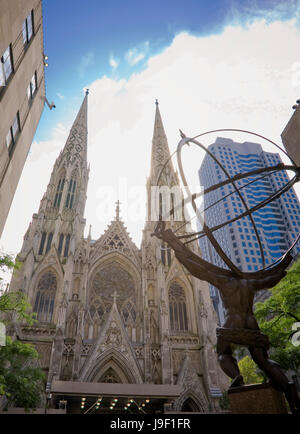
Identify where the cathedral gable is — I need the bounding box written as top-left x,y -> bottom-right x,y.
80,300 -> 143,383
34,244 -> 64,278
174,354 -> 209,412
90,220 -> 140,267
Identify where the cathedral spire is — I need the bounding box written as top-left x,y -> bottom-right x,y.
146,101 -> 183,224
115,200 -> 121,221
59,90 -> 88,169
150,100 -> 175,185
31,91 -> 90,258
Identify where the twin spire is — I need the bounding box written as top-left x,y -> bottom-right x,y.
56,94 -> 175,222
61,93 -> 172,182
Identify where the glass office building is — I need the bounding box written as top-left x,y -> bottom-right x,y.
198,137 -> 300,324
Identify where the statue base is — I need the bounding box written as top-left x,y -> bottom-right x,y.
228,383 -> 288,414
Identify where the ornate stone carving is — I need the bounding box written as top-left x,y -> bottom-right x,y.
62,126 -> 85,167
81,344 -> 92,356
198,301 -> 208,319
134,346 -> 144,358
21,325 -> 56,338
151,346 -> 161,360
34,343 -> 52,368
105,321 -> 122,347
63,342 -> 75,356
173,354 -> 209,412
169,336 -> 199,345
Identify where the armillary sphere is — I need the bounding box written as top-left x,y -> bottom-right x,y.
157,128 -> 300,278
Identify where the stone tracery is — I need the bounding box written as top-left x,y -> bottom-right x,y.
86,263 -> 137,340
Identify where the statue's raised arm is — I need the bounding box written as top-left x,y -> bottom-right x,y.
153,221 -> 235,290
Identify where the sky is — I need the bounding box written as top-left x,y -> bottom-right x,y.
1,0 -> 300,258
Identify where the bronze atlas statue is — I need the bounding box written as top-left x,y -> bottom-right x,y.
152,129 -> 300,414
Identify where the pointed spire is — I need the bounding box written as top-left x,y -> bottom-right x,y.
60,91 -> 88,168
115,200 -> 121,221
150,100 -> 174,184
88,224 -> 92,240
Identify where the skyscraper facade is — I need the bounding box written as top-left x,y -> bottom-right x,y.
198,137 -> 300,323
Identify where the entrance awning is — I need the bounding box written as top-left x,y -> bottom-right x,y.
51,381 -> 182,399
50,381 -> 182,414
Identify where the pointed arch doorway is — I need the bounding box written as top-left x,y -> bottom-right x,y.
181,397 -> 201,412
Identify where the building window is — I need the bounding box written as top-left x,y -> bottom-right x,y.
170,192 -> 175,220
38,232 -> 46,255
159,192 -> 163,221
169,282 -> 188,332
64,234 -> 71,257
27,71 -> 37,100
34,271 -> 57,322
5,112 -> 20,154
22,10 -> 34,44
45,232 -> 53,254
161,243 -> 171,266
167,247 -> 172,265
0,45 -> 13,86
121,300 -> 136,324
58,234 -> 64,255
54,176 -> 65,208
65,176 -> 77,209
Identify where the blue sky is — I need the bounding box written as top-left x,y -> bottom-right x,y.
2,0 -> 300,257
38,0 -> 300,141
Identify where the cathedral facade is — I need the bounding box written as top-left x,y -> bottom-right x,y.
9,92 -> 227,413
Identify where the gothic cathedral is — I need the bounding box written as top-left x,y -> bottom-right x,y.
9,92 -> 227,413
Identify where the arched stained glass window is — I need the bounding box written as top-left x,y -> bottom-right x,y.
34,271 -> 57,322
88,264 -> 137,341
91,264 -> 135,311
169,282 -> 188,331
54,176 -> 65,208
121,301 -> 136,323
65,175 -> 77,209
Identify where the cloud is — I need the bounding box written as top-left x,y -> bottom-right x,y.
28,122 -> 69,162
78,51 -> 95,78
56,92 -> 65,100
109,54 -> 119,69
2,19 -> 300,255
125,41 -> 149,66
226,0 -> 300,26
